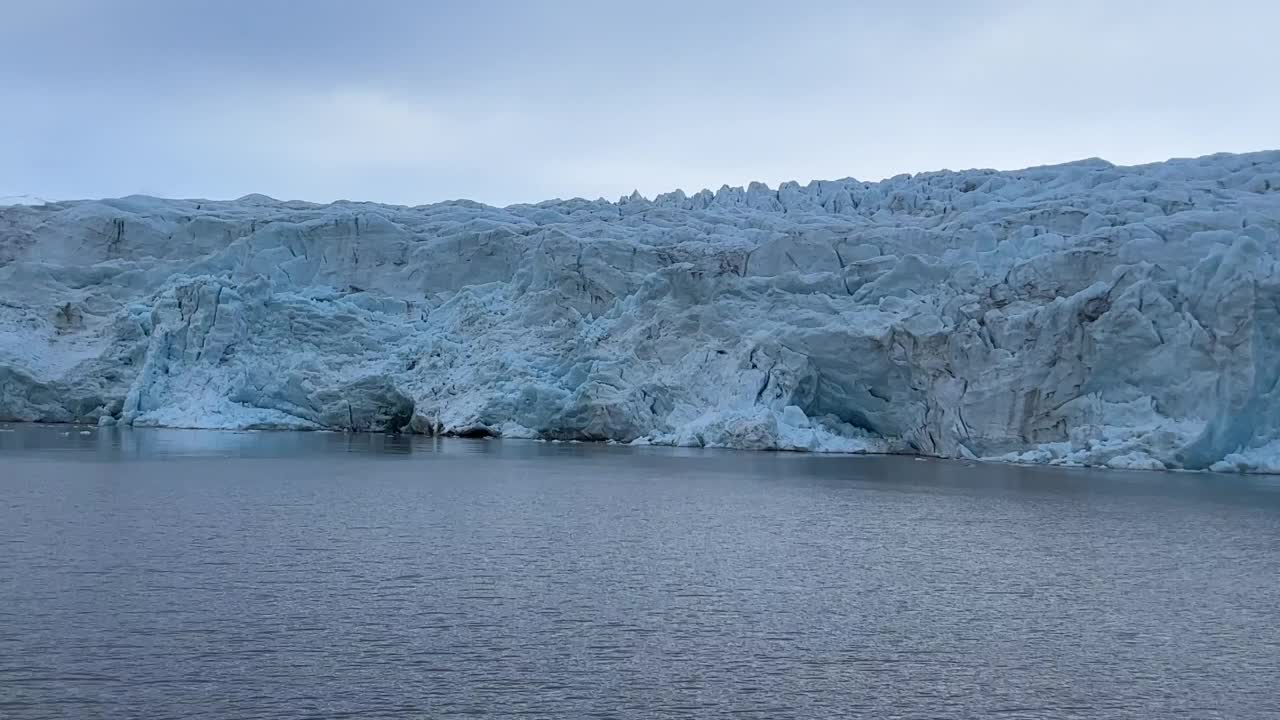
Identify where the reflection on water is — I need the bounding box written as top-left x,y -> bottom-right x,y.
2,422 -> 753,460
3,422 -> 443,458
5,422 -> 1278,500
2,422 -> 1279,719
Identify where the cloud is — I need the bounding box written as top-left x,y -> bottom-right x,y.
1,0 -> 1276,205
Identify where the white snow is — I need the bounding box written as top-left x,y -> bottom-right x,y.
2,152 -> 1280,473
0,195 -> 53,207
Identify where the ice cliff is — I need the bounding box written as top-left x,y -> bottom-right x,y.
4,152 -> 1280,472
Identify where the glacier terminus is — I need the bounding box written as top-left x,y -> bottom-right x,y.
3,151 -> 1280,473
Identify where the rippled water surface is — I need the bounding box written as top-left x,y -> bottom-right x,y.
2,424 -> 1279,719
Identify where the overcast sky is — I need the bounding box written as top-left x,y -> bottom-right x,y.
2,0 -> 1276,206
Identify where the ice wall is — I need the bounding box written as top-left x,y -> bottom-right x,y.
3,152 -> 1279,472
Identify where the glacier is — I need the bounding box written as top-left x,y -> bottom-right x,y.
3,152 -> 1280,473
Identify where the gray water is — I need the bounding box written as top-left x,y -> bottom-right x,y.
1,424 -> 1278,719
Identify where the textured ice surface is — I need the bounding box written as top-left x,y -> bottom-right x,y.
3,152 -> 1280,472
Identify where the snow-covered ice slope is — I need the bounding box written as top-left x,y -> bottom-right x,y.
3,152 -> 1280,472
0,195 -> 53,207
